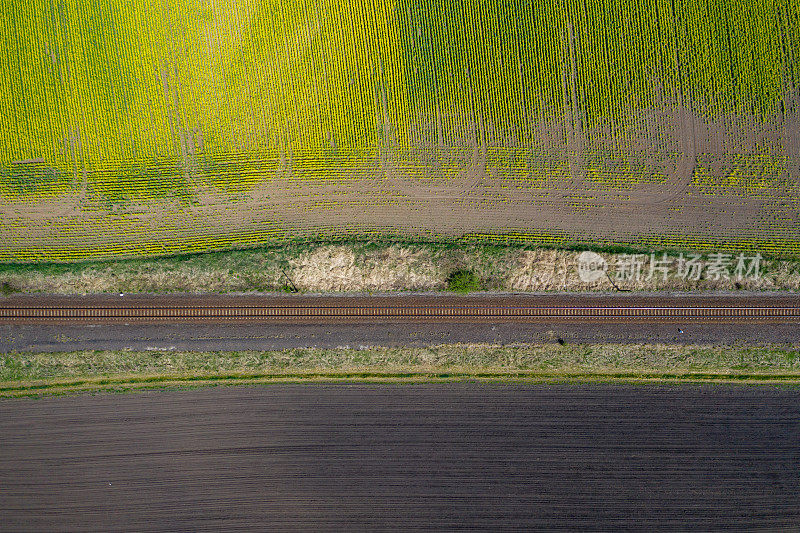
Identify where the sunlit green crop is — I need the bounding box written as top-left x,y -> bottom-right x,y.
0,0 -> 797,261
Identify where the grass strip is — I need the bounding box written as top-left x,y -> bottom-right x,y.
3,372 -> 800,398
0,239 -> 798,295
2,344 -> 800,397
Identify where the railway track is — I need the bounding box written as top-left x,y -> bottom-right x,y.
2,295 -> 799,324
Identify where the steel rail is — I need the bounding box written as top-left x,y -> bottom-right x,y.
2,303 -> 800,323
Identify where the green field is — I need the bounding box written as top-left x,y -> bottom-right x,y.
1,0 -> 798,261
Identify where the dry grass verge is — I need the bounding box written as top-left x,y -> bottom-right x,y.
1,242 -> 799,295
2,344 -> 799,397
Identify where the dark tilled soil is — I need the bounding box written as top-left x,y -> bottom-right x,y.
1,384 -> 798,531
